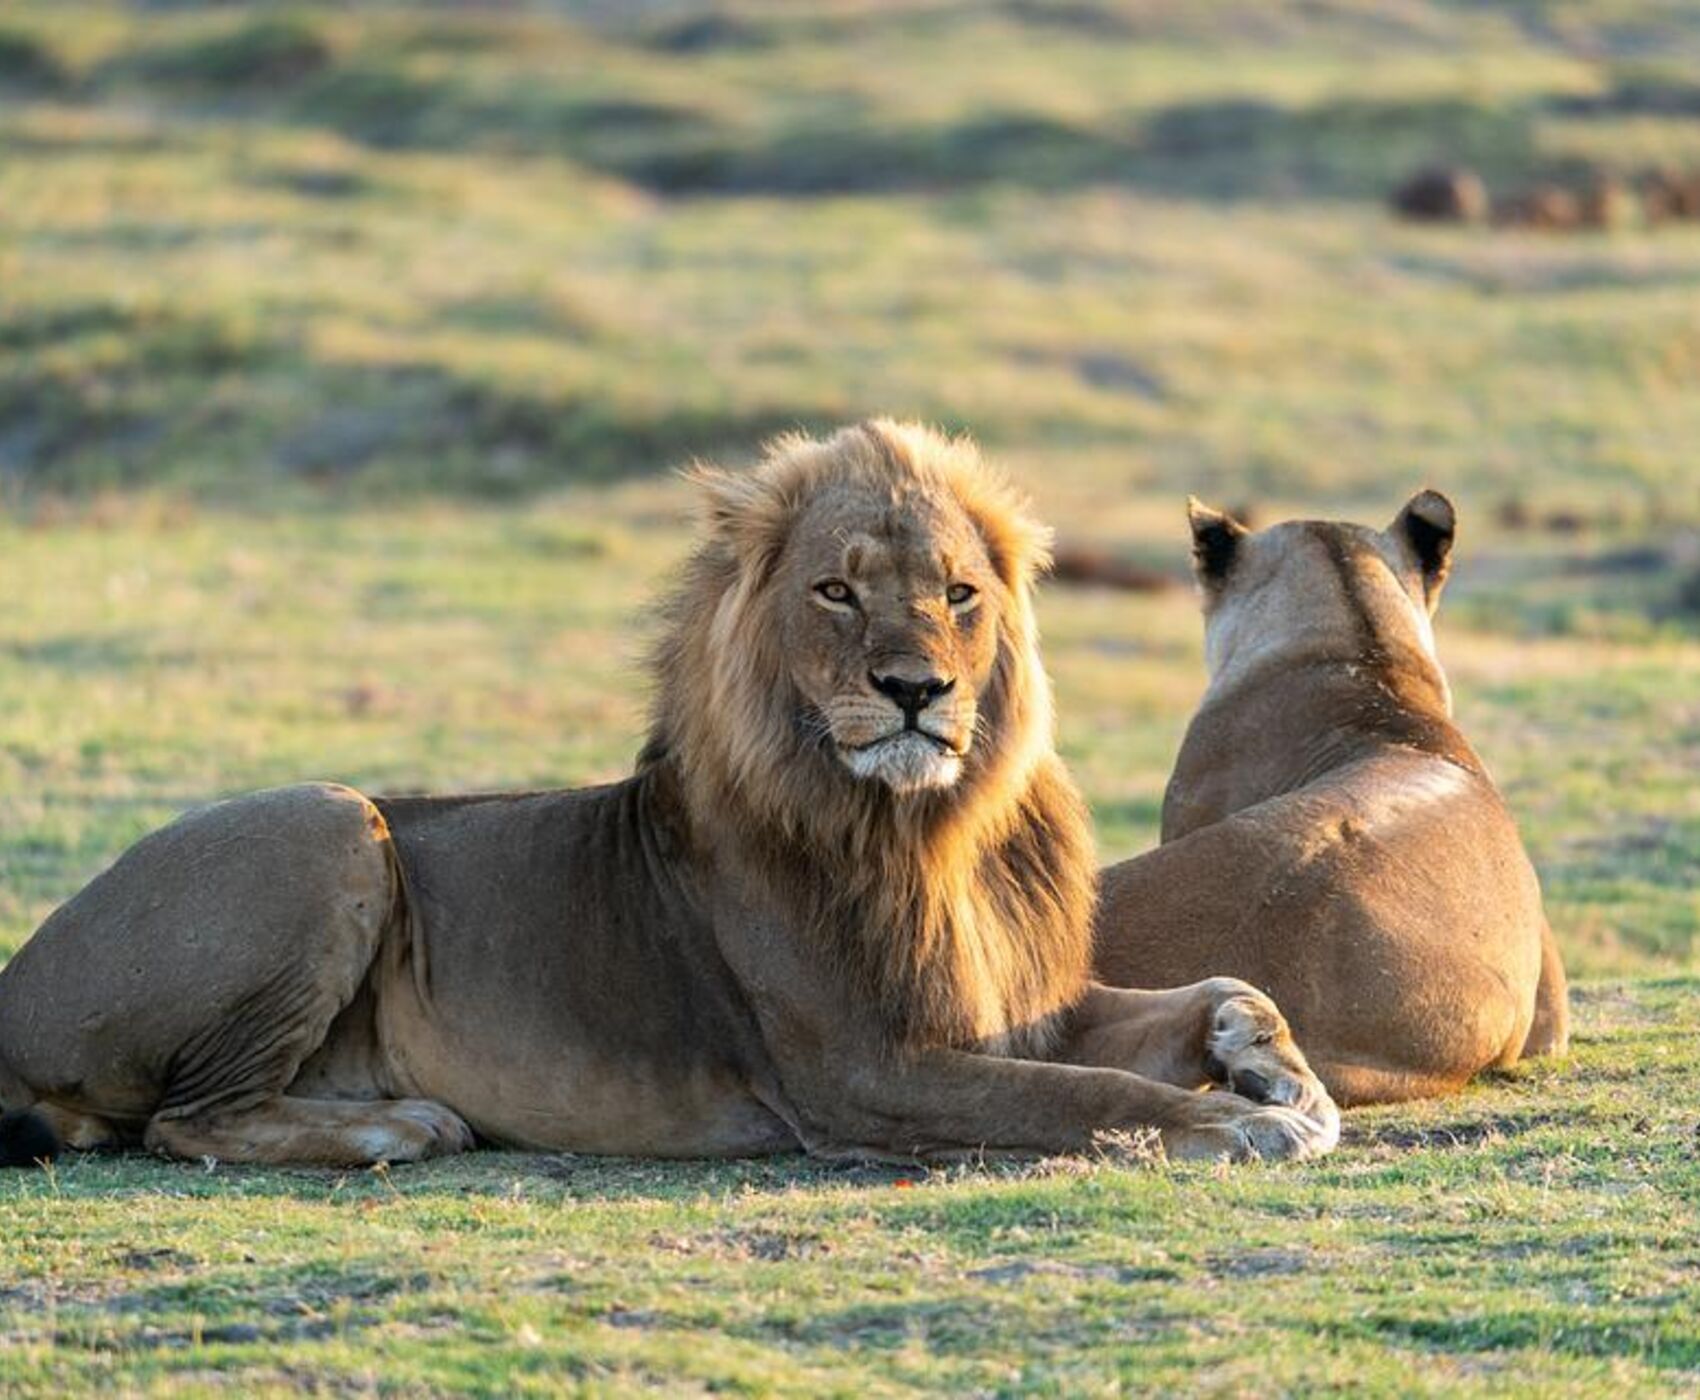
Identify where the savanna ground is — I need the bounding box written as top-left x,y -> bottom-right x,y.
1,1 -> 1698,1393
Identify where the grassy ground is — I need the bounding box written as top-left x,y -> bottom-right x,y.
1,981 -> 1696,1395
2,0 -> 1699,1393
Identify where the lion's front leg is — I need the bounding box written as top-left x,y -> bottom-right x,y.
777,1043 -> 1335,1165
1060,980 -> 1339,1151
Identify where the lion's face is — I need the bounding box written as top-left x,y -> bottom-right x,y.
774,488 -> 1002,793
664,421 -> 1054,809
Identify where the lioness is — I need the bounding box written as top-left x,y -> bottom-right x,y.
1094,493 -> 1570,1105
0,422 -> 1338,1169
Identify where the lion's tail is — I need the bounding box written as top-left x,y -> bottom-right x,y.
0,1050 -> 60,1167
0,1108 -> 60,1168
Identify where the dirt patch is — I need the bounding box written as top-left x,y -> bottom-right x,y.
967,1258 -> 1181,1285
647,1227 -> 832,1262
1205,1247 -> 1318,1279
112,1247 -> 197,1271
1049,545 -> 1177,593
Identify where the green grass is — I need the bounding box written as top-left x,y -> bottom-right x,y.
2,0 -> 1699,1392
5,1 -> 1700,506
2,503 -> 1693,975
2,981 -> 1697,1395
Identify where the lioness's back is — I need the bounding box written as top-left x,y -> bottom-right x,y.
1093,493 -> 1567,1104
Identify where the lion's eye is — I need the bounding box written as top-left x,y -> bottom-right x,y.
814,580 -> 855,606
946,582 -> 978,608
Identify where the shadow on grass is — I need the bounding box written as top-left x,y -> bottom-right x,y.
0,305 -> 277,492
1551,67 -> 1700,119
1338,1308 -> 1700,1371
0,317 -> 839,496
265,366 -> 835,494
1343,1107 -> 1573,1153
283,80 -> 1542,203
109,17 -> 333,93
4,633 -> 193,674
1383,252 -> 1700,298
0,27 -> 70,95
4,1148 -> 921,1206
81,12 -> 1556,205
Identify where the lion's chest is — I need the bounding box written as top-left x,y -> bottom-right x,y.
894,894 -> 1084,1056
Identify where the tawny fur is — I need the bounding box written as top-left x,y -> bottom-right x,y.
0,421 -> 1339,1169
644,421 -> 1093,1053
1093,493 -> 1569,1106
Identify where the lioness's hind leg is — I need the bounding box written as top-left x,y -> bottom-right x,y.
1520,919 -> 1570,1060
1314,1061 -> 1468,1107
145,1096 -> 472,1166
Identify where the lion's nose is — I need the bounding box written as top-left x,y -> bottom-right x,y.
869,670 -> 956,723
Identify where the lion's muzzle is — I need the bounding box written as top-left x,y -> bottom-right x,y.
868,669 -> 956,726
824,671 -> 975,793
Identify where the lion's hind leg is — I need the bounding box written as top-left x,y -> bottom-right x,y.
1,782 -> 467,1169
125,788 -> 473,1167
138,959 -> 472,1166
146,1096 -> 471,1166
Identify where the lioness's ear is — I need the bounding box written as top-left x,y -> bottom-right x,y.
1187,497 -> 1248,585
685,462 -> 791,582
1391,489 -> 1456,610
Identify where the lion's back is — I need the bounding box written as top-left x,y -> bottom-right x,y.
368,782 -> 790,1152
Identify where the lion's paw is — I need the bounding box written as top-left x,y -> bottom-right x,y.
1202,990 -> 1339,1153
1166,1099 -> 1335,1163
361,1099 -> 475,1163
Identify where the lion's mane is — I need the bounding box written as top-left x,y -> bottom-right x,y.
639,421 -> 1096,1053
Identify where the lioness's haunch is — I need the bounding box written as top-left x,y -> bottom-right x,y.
0,422 -> 1337,1170
1094,493 -> 1570,1106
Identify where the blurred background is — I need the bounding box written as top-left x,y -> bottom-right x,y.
1,1 -> 1697,976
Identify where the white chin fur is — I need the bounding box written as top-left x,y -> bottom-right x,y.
842,732 -> 963,792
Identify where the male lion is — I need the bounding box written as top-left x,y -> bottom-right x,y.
0,422 -> 1338,1168
1094,493 -> 1570,1105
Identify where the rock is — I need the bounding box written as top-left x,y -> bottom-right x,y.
1579,175 -> 1637,229
1493,184 -> 1583,230
1390,166 -> 1488,223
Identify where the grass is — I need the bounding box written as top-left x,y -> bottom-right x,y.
1,981 -> 1696,1394
1,0 -> 1698,1392
5,3 -> 1700,505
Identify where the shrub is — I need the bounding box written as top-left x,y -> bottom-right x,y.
135,18 -> 330,91
0,28 -> 68,92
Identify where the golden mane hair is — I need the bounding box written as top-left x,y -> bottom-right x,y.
641,421 -> 1096,1052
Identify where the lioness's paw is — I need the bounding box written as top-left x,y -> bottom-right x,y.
1204,992 -> 1340,1152
1166,1099 -> 1334,1163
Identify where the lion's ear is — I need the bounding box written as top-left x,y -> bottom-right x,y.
944,462 -> 1052,594
1187,497 -> 1247,584
974,505 -> 1053,594
1390,489 -> 1456,610
685,463 -> 792,582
